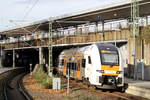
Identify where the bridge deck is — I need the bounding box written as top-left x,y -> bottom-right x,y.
3,29 -> 131,50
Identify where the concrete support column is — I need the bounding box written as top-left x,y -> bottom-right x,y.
128,38 -> 143,79
86,24 -> 89,34
13,49 -> 15,68
75,26 -> 78,43
95,22 -> 99,33
75,26 -> 78,35
102,21 -> 105,41
39,47 -> 43,65
0,47 -> 3,68
146,16 -> 148,26
63,30 -> 64,36
68,29 -> 70,35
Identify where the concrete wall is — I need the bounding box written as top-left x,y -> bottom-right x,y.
125,64 -> 134,78
125,64 -> 150,81
119,44 -> 128,68
144,66 -> 150,80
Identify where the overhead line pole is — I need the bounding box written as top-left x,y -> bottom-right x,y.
48,17 -> 53,77
131,0 -> 139,80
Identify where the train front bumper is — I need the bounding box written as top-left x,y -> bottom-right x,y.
99,76 -> 124,87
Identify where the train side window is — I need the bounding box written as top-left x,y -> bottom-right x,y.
67,62 -> 70,69
72,63 -> 77,70
61,59 -> 64,66
88,56 -> 92,64
82,59 -> 86,68
66,62 -> 77,70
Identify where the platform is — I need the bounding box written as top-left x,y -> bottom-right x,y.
125,77 -> 150,99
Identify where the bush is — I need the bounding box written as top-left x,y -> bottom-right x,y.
33,69 -> 52,89
41,77 -> 52,89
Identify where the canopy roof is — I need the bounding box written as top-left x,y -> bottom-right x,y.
0,0 -> 150,36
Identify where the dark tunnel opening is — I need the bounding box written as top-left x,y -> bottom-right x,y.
15,49 -> 39,69
3,49 -> 39,71
2,44 -> 89,73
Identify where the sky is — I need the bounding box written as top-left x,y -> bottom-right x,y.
0,0 -> 130,31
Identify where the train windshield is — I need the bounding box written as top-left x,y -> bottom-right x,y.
100,50 -> 119,65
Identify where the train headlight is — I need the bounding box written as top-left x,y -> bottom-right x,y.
96,70 -> 105,73
101,70 -> 104,73
116,71 -> 122,74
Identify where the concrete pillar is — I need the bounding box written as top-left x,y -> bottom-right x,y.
0,48 -> 2,68
102,21 -> 105,41
0,58 -> 2,68
63,30 -> 64,36
95,22 -> 99,33
146,16 -> 148,26
128,37 -> 143,79
13,49 -> 15,68
85,24 -> 89,34
39,47 -> 43,65
68,29 -> 70,35
75,26 -> 78,35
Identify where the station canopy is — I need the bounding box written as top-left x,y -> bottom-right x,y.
0,0 -> 150,37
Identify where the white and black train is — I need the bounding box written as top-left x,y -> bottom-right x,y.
58,43 -> 124,90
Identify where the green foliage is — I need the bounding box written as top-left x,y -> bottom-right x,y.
33,69 -> 52,89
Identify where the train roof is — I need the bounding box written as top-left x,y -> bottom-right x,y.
95,43 -> 118,51
60,43 -> 117,57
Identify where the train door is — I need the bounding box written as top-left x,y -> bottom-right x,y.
63,58 -> 67,75
76,57 -> 81,79
81,58 -> 86,79
73,61 -> 77,79
72,57 -> 77,79
69,60 -> 75,78
85,55 -> 92,79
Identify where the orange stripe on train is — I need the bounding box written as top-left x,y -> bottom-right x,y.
101,65 -> 119,71
101,65 -> 119,76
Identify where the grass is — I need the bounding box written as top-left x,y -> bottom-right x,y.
33,68 -> 52,89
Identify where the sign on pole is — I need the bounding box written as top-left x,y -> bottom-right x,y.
53,78 -> 61,90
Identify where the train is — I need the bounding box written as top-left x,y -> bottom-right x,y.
58,43 -> 125,91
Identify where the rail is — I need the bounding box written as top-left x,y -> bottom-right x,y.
0,68 -> 24,100
4,73 -> 33,100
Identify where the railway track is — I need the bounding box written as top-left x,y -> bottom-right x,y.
4,73 -> 33,100
62,78 -> 148,100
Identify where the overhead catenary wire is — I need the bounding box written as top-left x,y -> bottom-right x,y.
22,0 -> 40,21
7,0 -> 41,49
22,0 -> 33,19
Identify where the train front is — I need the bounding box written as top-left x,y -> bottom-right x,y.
94,43 -> 124,89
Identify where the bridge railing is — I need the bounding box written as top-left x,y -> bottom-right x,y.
2,28 -> 132,49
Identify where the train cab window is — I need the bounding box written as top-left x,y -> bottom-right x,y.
82,59 -> 86,68
101,50 -> 119,65
88,56 -> 92,64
